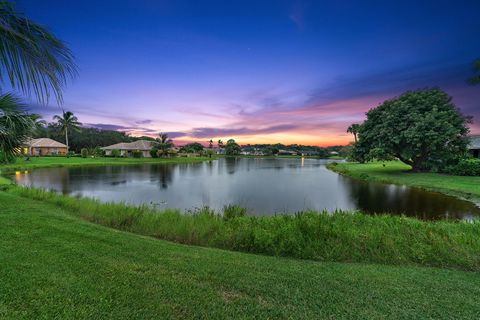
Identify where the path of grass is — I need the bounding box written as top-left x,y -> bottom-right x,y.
329,161 -> 480,203
0,156 -> 213,175
1,191 -> 479,319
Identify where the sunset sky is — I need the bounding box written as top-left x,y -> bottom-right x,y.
16,0 -> 480,146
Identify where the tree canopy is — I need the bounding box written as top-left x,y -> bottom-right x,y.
353,89 -> 471,172
225,139 -> 241,156
179,142 -> 204,153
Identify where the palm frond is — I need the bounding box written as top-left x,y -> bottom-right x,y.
0,1 -> 77,104
0,92 -> 34,163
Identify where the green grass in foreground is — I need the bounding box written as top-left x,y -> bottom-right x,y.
329,161 -> 480,203
0,176 -> 10,185
0,156 -> 213,174
1,191 -> 480,319
6,186 -> 480,271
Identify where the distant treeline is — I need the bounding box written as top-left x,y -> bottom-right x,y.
240,143 -> 350,157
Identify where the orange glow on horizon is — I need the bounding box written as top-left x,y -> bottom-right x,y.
166,133 -> 354,147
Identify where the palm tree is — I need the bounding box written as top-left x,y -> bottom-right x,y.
53,111 -> 81,150
468,59 -> 480,85
0,94 -> 34,163
29,113 -> 46,133
158,132 -> 173,145
347,124 -> 360,143
156,132 -> 174,157
0,2 -> 77,104
208,139 -> 213,149
217,139 -> 224,148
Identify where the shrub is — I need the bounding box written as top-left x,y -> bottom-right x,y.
132,150 -> 143,158
150,147 -> 159,158
80,148 -> 89,158
223,204 -> 246,220
448,158 -> 480,176
111,149 -> 121,158
93,146 -> 105,157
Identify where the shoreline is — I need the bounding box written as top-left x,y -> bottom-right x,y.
327,161 -> 480,206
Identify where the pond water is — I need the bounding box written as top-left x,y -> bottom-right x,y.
13,158 -> 480,220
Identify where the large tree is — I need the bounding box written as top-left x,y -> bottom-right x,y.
179,142 -> 204,153
53,111 -> 81,150
353,89 -> 471,172
225,139 -> 241,156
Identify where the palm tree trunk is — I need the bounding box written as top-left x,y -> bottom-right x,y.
65,126 -> 69,151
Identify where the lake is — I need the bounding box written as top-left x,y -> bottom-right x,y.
13,158 -> 480,220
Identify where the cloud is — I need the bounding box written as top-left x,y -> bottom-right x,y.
189,124 -> 300,139
164,131 -> 188,138
85,123 -> 130,131
220,61 -> 480,137
84,123 -> 158,135
306,61 -> 473,106
135,119 -> 153,124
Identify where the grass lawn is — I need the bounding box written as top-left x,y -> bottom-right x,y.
0,176 -> 10,185
329,161 -> 480,203
0,156 -> 213,175
1,191 -> 480,319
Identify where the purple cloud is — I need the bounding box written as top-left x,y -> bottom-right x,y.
190,124 -> 299,138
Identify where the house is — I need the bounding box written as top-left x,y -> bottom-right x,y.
277,149 -> 297,156
469,136 -> 480,158
23,138 -> 68,156
101,140 -> 155,157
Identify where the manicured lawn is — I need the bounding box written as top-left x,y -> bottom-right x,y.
0,176 -> 10,185
1,191 -> 480,319
0,156 -> 213,174
329,161 -> 480,202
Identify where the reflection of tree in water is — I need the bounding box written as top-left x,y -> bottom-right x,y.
151,164 -> 174,189
225,157 -> 238,174
205,159 -> 214,175
338,176 -> 480,220
58,168 -> 71,194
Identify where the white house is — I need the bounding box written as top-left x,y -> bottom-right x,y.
101,140 -> 155,157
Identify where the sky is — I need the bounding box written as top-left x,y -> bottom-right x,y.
13,0 -> 480,146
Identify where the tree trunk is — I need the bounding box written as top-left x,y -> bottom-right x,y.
65,127 -> 69,154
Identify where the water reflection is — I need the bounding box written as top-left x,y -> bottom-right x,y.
13,158 -> 480,220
